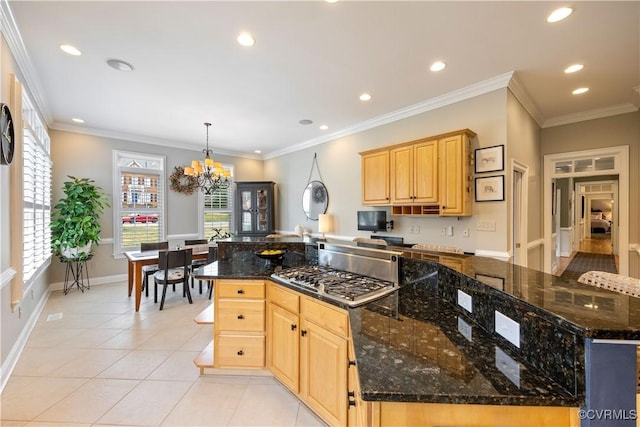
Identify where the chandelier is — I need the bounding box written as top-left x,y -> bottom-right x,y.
184,122 -> 231,195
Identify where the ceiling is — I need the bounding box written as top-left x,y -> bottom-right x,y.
5,1 -> 639,159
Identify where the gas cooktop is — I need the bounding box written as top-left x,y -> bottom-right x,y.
271,244 -> 401,307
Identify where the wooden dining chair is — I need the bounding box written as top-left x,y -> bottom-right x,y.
140,241 -> 169,297
185,239 -> 208,291
153,248 -> 192,310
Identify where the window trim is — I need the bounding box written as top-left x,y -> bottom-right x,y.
112,150 -> 167,256
198,164 -> 234,240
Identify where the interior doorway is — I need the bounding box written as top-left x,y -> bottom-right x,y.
511,160 -> 529,267
543,146 -> 629,276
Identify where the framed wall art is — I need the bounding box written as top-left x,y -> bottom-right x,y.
474,145 -> 504,173
475,175 -> 504,202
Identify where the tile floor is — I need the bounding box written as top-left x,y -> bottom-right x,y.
1,282 -> 327,426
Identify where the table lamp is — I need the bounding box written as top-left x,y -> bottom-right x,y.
318,214 -> 331,240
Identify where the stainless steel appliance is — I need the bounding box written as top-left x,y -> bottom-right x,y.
271,243 -> 401,307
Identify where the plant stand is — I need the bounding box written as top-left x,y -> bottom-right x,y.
61,254 -> 92,295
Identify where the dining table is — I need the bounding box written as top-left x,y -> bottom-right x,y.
124,244 -> 210,311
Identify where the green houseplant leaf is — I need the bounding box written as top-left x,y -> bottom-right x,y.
51,176 -> 110,259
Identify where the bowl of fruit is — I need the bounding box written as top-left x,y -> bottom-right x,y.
255,248 -> 285,265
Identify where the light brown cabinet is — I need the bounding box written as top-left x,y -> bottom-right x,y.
267,282 -> 350,426
390,139 -> 439,204
361,149 -> 390,205
361,129 -> 475,216
214,279 -> 265,369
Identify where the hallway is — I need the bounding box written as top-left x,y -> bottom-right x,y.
557,233 -> 618,277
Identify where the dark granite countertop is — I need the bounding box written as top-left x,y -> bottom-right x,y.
349,285 -> 580,406
393,247 -> 640,339
195,240 -> 640,407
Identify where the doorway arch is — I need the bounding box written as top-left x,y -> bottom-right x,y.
543,146 -> 629,275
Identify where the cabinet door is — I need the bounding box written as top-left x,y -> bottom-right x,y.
300,319 -> 348,427
347,342 -> 369,427
268,303 -> 300,393
255,188 -> 270,233
390,145 -> 414,204
238,187 -> 256,233
361,150 -> 390,205
439,134 -> 466,215
413,140 -> 438,203
236,182 -> 275,236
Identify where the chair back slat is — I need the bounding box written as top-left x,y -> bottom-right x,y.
185,239 -> 207,246
158,248 -> 192,270
141,241 -> 169,252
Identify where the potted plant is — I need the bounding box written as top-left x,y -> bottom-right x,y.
51,176 -> 110,259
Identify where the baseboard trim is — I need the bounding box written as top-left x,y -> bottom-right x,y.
49,273 -> 128,292
0,286 -> 51,393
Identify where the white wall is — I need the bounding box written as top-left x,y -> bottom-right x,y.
265,89 -> 511,254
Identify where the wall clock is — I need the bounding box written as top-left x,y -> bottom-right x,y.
0,103 -> 15,165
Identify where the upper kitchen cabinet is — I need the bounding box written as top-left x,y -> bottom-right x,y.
390,139 -> 438,205
360,149 -> 390,205
235,181 -> 275,236
360,129 -> 476,216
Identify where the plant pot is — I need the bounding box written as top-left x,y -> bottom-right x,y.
61,243 -> 92,259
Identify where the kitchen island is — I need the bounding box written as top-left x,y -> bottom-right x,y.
194,238 -> 639,426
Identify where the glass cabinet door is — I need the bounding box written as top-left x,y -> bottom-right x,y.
256,189 -> 268,232
240,190 -> 253,232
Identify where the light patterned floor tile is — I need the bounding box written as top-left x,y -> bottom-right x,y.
227,383 -> 300,426
96,349 -> 172,380
97,380 -> 192,426
147,351 -> 201,382
33,378 -> 139,424
48,349 -> 130,378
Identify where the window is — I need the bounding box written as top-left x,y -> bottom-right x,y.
113,151 -> 165,254
22,93 -> 52,283
200,166 -> 234,241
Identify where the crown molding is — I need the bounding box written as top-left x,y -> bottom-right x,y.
543,103 -> 639,128
507,72 -> 545,127
265,72 -> 515,159
0,0 -> 52,124
49,122 -> 263,160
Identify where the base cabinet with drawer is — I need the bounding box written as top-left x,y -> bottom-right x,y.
214,279 -> 266,369
267,282 -> 350,426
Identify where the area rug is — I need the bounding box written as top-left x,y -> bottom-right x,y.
560,252 -> 617,282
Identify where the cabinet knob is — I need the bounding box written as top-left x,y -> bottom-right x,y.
301,329 -> 307,337
348,360 -> 356,367
348,391 -> 357,407
291,324 -> 297,331
237,314 -> 244,320
237,289 -> 244,294
237,350 -> 244,356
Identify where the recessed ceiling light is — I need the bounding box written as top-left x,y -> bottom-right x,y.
430,61 -> 446,72
326,0 -> 338,3
564,64 -> 584,74
546,7 -> 573,23
71,118 -> 85,123
60,44 -> 82,56
254,150 -> 262,154
319,125 -> 328,130
359,93 -> 372,101
572,87 -> 589,95
299,119 -> 313,125
237,32 -> 255,47
106,59 -> 134,72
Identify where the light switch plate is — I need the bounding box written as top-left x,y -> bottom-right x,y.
457,289 -> 473,313
494,310 -> 520,348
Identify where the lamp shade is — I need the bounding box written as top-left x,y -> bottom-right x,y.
318,213 -> 331,233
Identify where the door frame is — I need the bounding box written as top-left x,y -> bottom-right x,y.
543,146 -> 629,275
511,159 -> 529,266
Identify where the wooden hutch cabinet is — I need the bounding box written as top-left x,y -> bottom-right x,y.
235,181 -> 275,236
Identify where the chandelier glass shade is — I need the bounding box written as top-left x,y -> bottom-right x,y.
183,122 -> 231,195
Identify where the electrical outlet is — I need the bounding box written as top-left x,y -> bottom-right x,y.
457,289 -> 473,313
413,226 -> 420,234
447,226 -> 454,236
495,311 -> 520,348
477,221 -> 497,231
